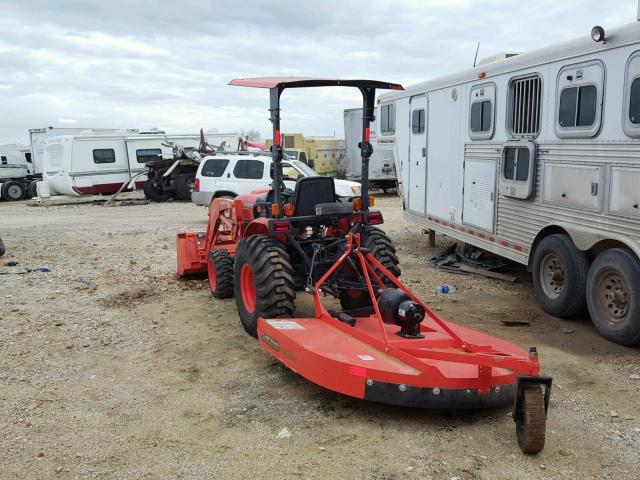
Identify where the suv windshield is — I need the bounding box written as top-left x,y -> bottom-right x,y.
284,150 -> 298,160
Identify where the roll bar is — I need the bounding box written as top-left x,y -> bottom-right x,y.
229,77 -> 404,217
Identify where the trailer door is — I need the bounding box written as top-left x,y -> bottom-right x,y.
408,95 -> 427,215
462,159 -> 496,232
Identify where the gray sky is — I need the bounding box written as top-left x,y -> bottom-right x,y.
0,0 -> 635,144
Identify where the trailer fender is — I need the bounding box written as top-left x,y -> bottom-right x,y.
529,223 -> 640,270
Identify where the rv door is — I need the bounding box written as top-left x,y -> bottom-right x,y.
408,95 -> 427,215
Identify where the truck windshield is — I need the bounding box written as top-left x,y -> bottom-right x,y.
284,150 -> 298,159
291,160 -> 319,177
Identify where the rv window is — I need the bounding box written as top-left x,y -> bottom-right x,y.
201,158 -> 229,177
25,153 -> 32,163
411,109 -> 425,134
630,77 -> 640,124
380,104 -> 395,135
136,148 -> 162,163
233,159 -> 264,179
470,100 -> 492,133
1,156 -> 7,165
558,85 -> 597,128
509,76 -> 542,136
93,149 -> 116,164
503,147 -> 530,182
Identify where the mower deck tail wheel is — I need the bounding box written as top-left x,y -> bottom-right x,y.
233,235 -> 295,337
339,226 -> 401,310
516,385 -> 547,454
208,250 -> 234,299
586,248 -> 640,345
532,234 -> 588,317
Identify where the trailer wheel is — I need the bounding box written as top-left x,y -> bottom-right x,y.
27,180 -> 38,199
175,173 -> 196,201
233,235 -> 295,337
1,181 -> 26,201
515,385 -> 547,454
586,248 -> 640,345
339,227 -> 401,310
208,250 -> 234,299
143,178 -> 170,202
532,234 -> 588,317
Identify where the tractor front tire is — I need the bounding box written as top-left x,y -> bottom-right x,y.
234,235 -> 296,338
208,250 -> 234,299
339,226 -> 401,310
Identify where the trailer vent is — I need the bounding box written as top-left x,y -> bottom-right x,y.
509,76 -> 542,137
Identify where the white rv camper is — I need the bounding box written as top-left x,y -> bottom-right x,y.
0,143 -> 34,200
344,107 -> 397,191
377,21 -> 640,345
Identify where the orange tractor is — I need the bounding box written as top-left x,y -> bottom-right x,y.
177,77 -> 551,454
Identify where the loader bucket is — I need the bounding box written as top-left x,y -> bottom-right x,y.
176,232 -> 207,277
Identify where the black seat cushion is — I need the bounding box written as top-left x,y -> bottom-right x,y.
292,177 -> 336,216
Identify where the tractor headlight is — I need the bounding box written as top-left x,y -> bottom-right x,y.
351,185 -> 361,195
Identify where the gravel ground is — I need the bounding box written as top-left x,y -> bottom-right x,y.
1,195 -> 639,479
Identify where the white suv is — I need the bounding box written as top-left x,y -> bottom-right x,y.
191,153 -> 361,206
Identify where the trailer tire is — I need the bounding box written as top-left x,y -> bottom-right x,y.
586,249 -> 640,346
234,235 -> 296,338
27,180 -> 38,199
208,249 -> 234,299
175,173 -> 196,201
143,178 -> 170,202
339,226 -> 401,310
1,181 -> 26,201
532,234 -> 588,318
0,237 -> 5,257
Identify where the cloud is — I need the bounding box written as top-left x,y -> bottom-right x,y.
0,0 -> 636,144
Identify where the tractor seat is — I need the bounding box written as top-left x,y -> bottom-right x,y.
292,176 -> 336,217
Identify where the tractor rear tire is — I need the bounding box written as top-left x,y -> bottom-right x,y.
208,250 -> 234,299
234,235 -> 296,338
339,226 -> 401,310
144,177 -> 170,202
175,173 -> 196,201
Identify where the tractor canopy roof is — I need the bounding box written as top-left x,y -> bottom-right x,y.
228,77 -> 404,91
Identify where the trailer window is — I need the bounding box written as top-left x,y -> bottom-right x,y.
233,159 -> 264,179
201,158 -> 229,177
1,156 -> 7,165
25,153 -> 32,163
470,100 -> 492,133
630,77 -> 640,124
93,149 -> 116,164
558,85 -> 597,128
136,148 -> 162,163
503,147 -> 530,182
411,109 -> 425,134
508,76 -> 542,137
380,104 -> 395,135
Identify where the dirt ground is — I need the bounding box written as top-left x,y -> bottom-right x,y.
1,195 -> 639,479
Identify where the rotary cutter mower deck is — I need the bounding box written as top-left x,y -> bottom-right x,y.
176,77 -> 552,454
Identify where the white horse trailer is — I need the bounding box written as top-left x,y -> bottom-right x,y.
377,21 -> 640,345
344,107 -> 397,191
0,143 -> 34,200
